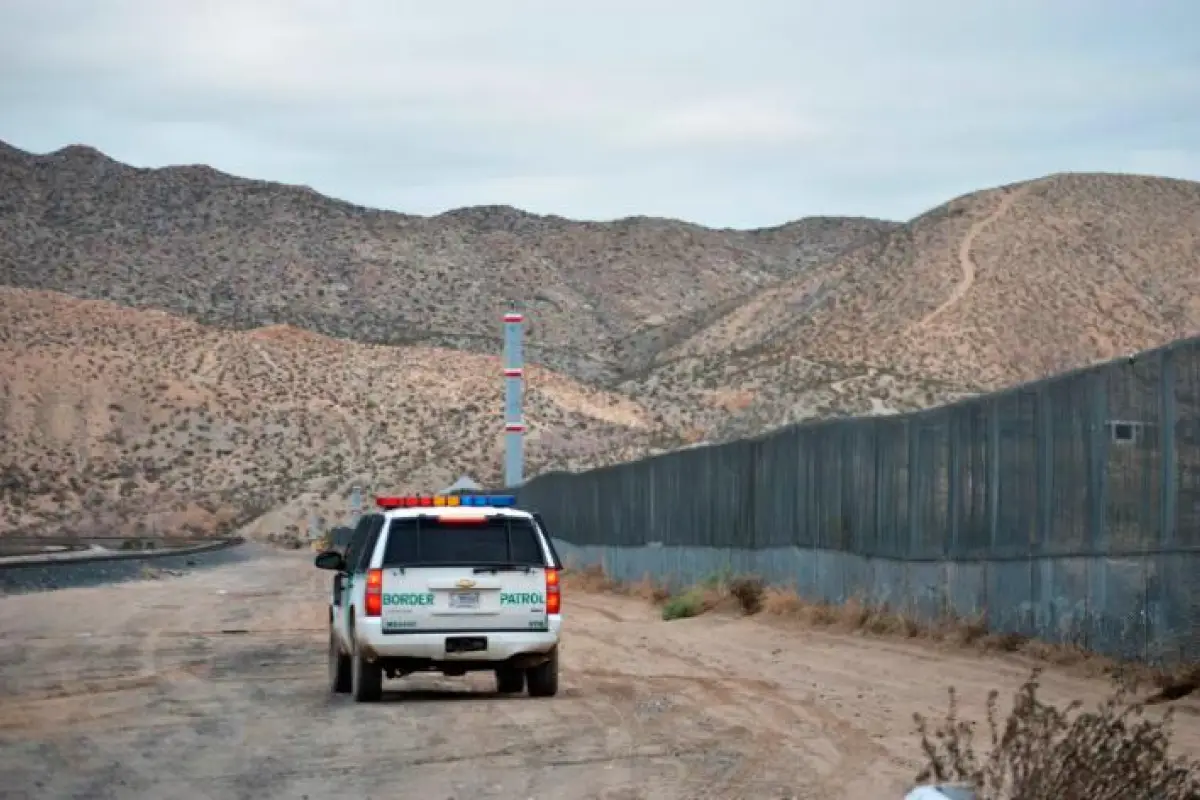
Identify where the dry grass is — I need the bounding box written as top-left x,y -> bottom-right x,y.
565,563 -> 621,594
564,564 -> 671,604
564,564 -> 1196,688
761,584 -> 1169,681
913,668 -> 1200,798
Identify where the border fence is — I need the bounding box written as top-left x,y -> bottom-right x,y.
518,336 -> 1200,665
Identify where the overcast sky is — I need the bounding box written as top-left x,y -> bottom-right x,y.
1,0 -> 1198,228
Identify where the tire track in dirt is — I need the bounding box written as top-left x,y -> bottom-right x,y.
568,594 -> 870,794
571,615 -> 878,796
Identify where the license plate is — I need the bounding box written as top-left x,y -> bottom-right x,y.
449,591 -> 480,609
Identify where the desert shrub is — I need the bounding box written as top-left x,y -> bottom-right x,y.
661,588 -> 708,621
266,531 -> 305,550
912,667 -> 1200,799
728,575 -> 765,614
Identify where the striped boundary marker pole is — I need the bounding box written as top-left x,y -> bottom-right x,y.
502,312 -> 525,488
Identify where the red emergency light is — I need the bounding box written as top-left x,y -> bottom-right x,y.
373,494 -> 516,509
376,496 -> 448,509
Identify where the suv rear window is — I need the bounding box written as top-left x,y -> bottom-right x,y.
381,516 -> 546,568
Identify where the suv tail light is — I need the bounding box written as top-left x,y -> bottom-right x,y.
365,568 -> 383,617
545,567 -> 561,615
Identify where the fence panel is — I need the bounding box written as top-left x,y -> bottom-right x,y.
518,337 -> 1200,664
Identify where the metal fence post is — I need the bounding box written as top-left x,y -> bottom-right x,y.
872,421 -> 886,558
987,401 -> 1001,550
1154,346 -> 1179,662
744,440 -> 760,551
1086,368 -> 1110,652
1087,370 -> 1110,552
1037,387 -> 1053,553
907,419 -> 920,557
1161,347 -> 1177,545
946,412 -> 960,558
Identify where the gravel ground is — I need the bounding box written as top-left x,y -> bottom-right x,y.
0,542 -> 257,595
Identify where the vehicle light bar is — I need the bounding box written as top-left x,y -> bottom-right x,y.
375,494 -> 517,509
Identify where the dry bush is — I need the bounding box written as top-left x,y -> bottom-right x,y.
728,575 -> 765,614
564,564 -> 670,602
265,531 -> 305,550
913,667 -> 1200,799
564,563 -> 618,593
761,585 -> 807,615
630,574 -> 671,604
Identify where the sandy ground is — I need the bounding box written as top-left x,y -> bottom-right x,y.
2,550 -> 1199,800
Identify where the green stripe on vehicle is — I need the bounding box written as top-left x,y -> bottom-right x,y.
500,592 -> 545,606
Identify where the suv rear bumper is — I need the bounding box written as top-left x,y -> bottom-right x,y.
355,616 -> 561,662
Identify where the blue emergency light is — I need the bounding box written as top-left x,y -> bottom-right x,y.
459,494 -> 517,507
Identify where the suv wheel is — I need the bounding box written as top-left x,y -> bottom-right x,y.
525,647 -> 559,698
329,628 -> 351,694
350,626 -> 383,703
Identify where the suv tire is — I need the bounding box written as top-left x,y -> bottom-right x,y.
350,627 -> 383,703
525,647 -> 559,698
329,629 -> 351,694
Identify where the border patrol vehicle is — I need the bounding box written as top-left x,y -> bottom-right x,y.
314,494 -> 564,703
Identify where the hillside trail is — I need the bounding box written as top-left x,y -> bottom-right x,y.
4,550 -> 1199,799
915,185 -> 1030,331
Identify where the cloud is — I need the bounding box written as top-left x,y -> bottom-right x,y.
1,0 -> 1198,227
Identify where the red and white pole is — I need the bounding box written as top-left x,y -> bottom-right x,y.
502,312 -> 525,487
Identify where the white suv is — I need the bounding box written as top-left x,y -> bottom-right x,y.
315,494 -> 564,703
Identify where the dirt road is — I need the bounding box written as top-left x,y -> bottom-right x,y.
3,549 -> 1198,799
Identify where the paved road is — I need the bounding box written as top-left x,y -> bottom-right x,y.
0,542 -> 253,595
2,550 -> 1198,799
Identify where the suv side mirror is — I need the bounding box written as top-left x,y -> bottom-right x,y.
314,550 -> 346,572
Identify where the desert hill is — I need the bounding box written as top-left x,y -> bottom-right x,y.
4,141 -> 1200,522
0,287 -> 666,537
0,140 -> 896,386
630,173 -> 1200,439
